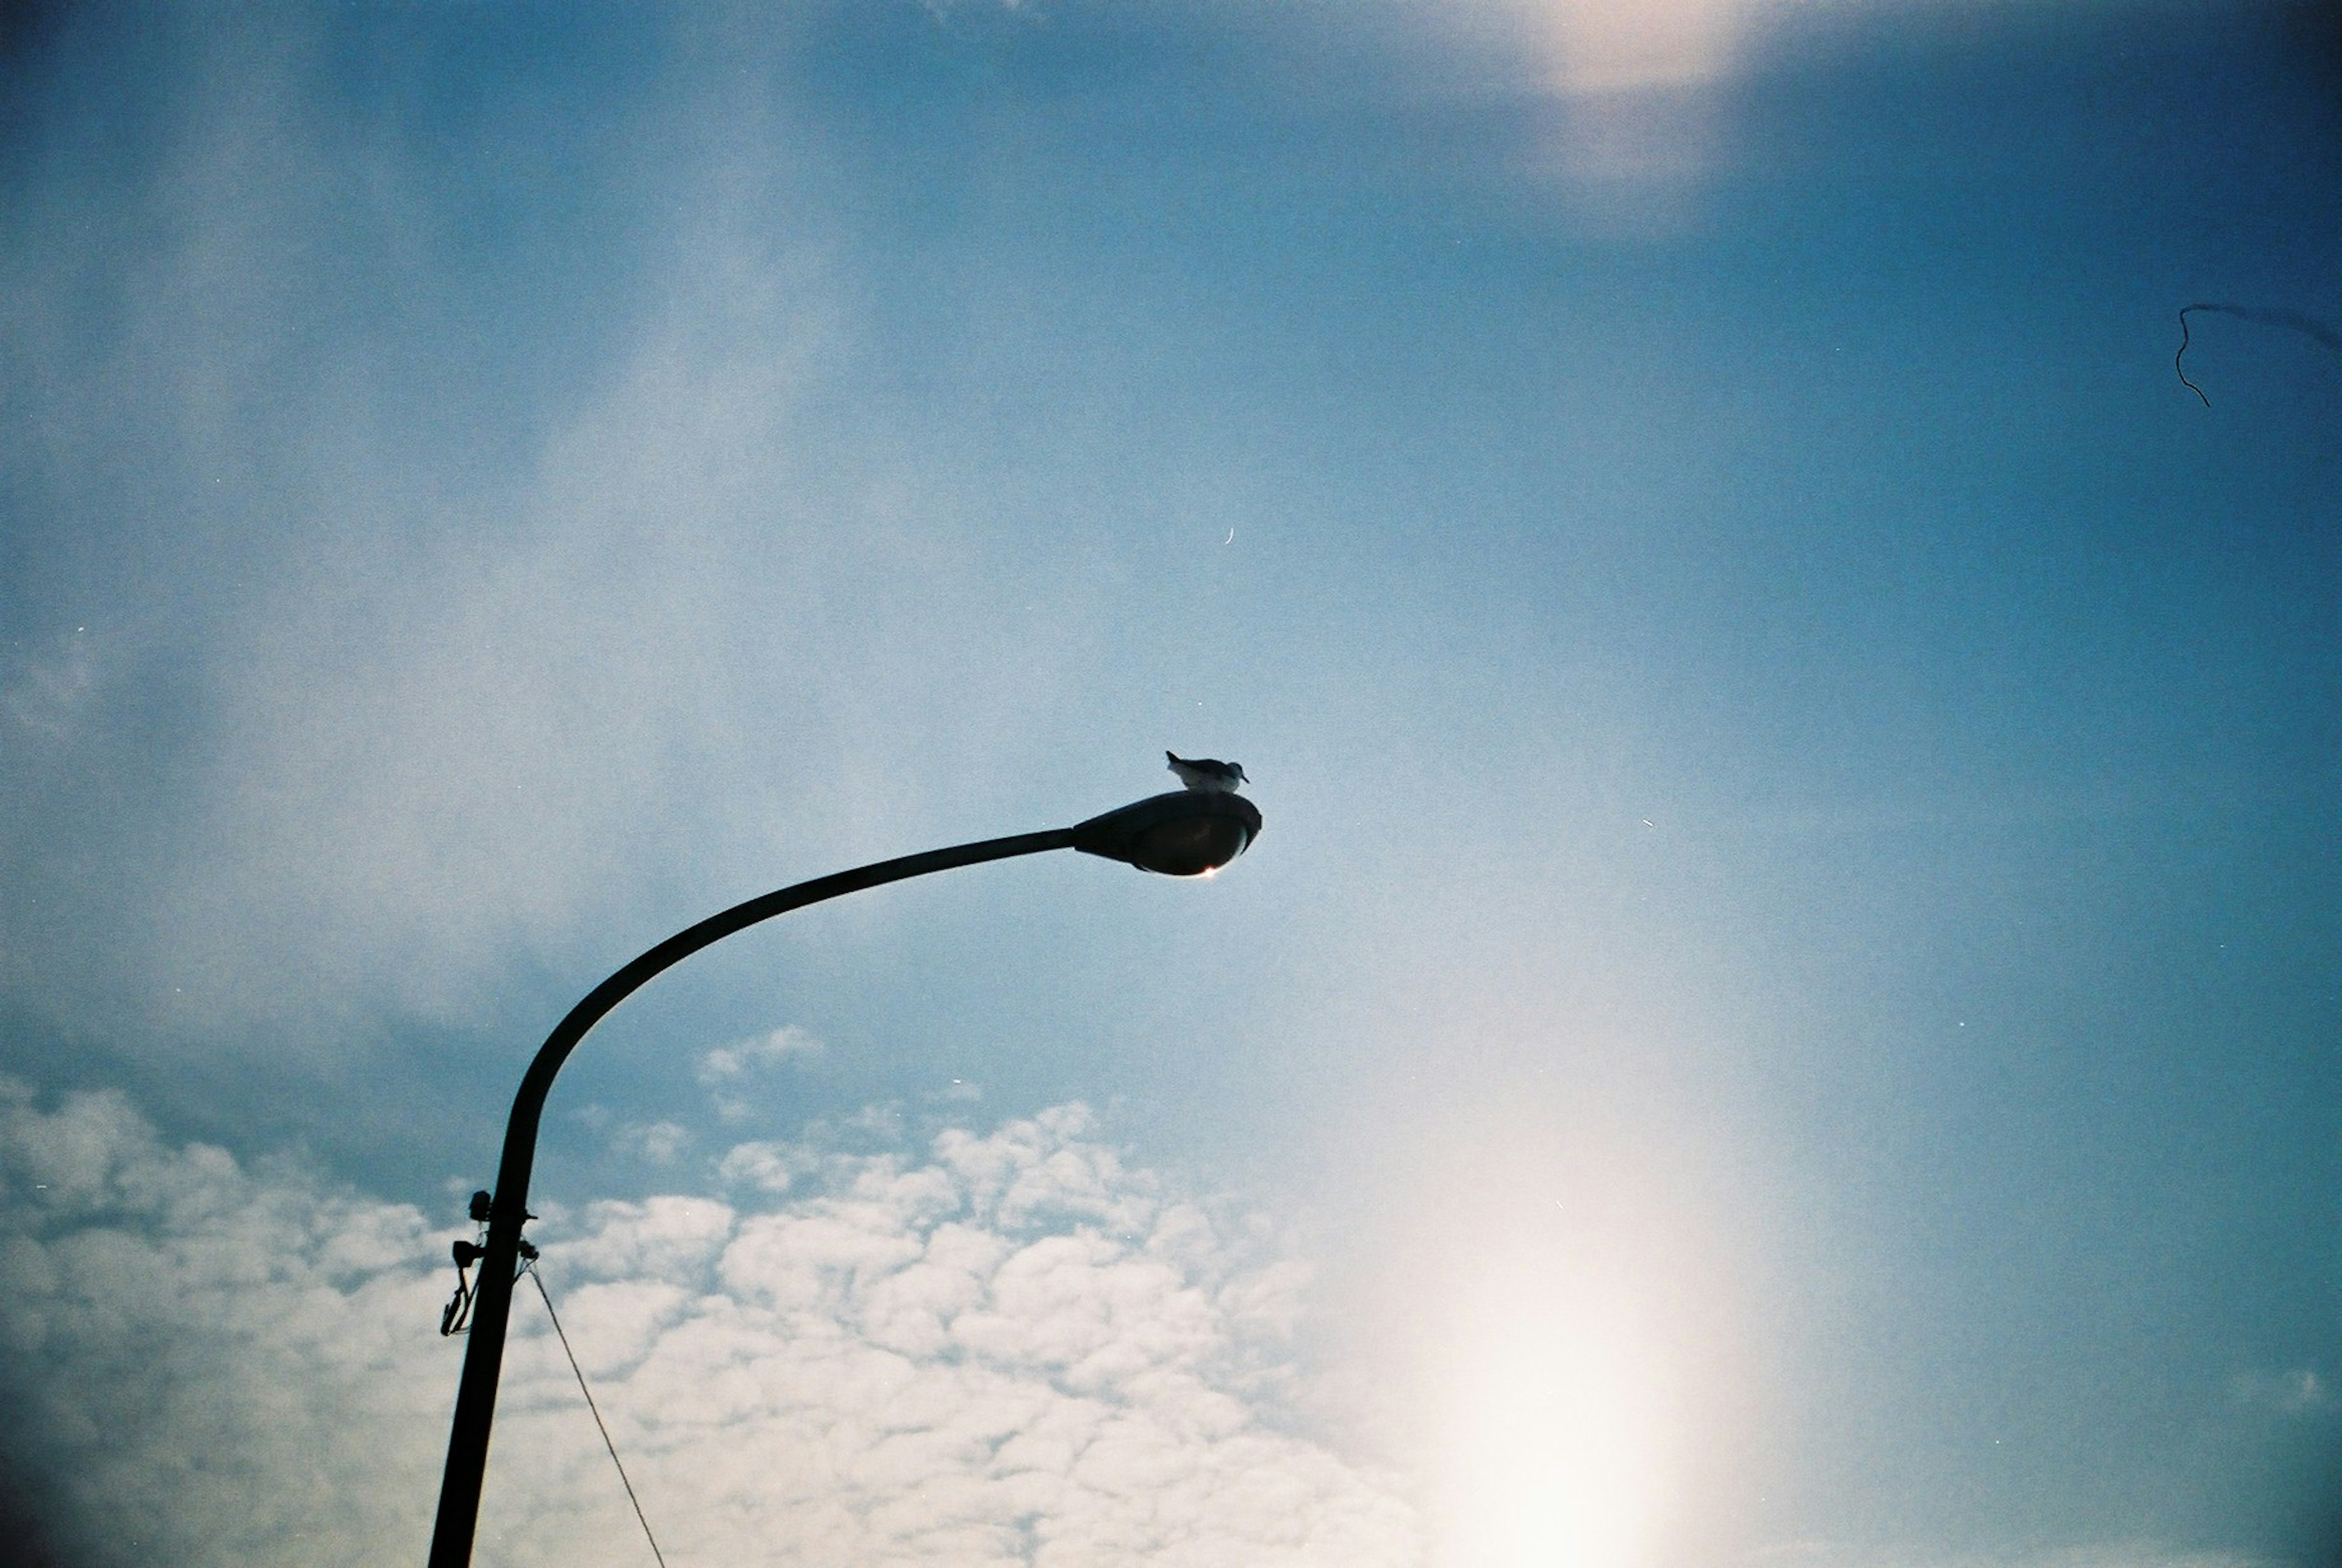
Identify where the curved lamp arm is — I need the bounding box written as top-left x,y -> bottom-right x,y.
428,790 -> 1259,1567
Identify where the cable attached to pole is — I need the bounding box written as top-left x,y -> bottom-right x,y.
524,1261 -> 669,1568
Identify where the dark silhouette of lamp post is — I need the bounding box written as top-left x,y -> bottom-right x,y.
427,788 -> 1262,1568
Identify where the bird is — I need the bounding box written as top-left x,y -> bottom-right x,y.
1166,751 -> 1248,793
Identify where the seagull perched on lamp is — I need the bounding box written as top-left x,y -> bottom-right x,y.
1166,751 -> 1248,793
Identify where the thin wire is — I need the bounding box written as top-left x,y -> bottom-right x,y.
2176,307 -> 2210,407
2177,301 -> 2342,408
525,1264 -> 670,1568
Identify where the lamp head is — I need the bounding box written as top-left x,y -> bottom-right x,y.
1071,790 -> 1262,877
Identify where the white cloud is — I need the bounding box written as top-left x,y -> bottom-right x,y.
0,627 -> 101,742
701,1027 -> 827,1125
612,1119 -> 693,1165
0,1077 -> 1422,1567
699,1025 -> 825,1084
0,1077 -> 451,1566
2227,1367 -> 2329,1417
718,1139 -> 810,1195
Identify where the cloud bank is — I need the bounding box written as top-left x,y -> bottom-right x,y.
0,1078 -> 1420,1567
1,1072 -> 2282,1568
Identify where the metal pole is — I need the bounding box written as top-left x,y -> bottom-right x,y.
426,826 -> 1076,1568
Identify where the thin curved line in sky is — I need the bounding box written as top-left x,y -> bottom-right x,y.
2176,301 -> 2342,406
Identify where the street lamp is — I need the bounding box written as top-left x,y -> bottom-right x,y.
427,787 -> 1262,1567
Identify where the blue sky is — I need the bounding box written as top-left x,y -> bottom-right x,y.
1,3 -> 2336,1566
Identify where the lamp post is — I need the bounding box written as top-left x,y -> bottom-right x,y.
426,788 -> 1262,1568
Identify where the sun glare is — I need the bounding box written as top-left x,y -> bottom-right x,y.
1435,1262 -> 1675,1568
1517,0 -> 1751,94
